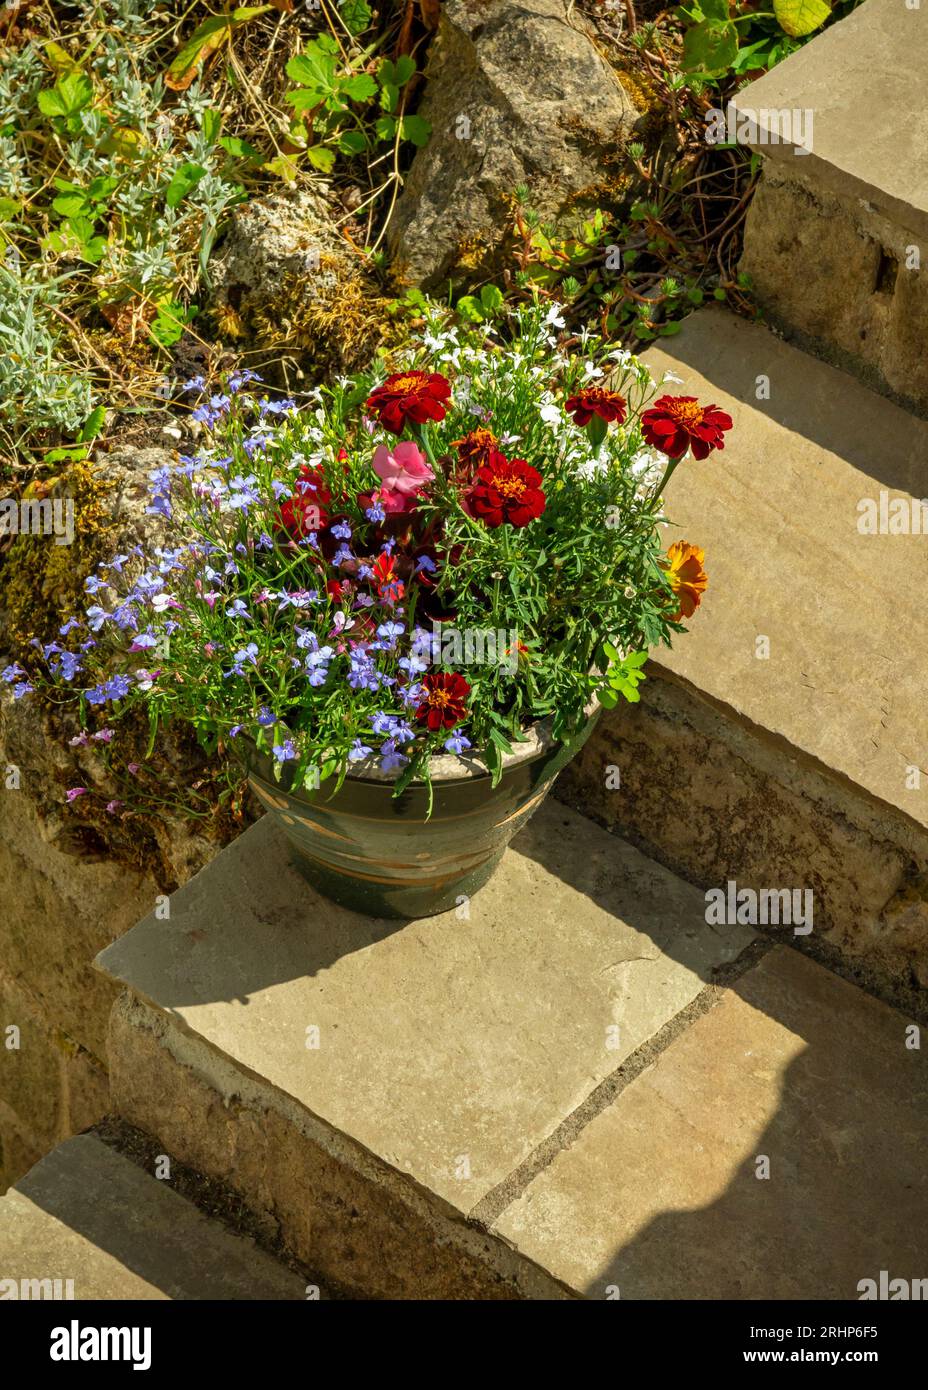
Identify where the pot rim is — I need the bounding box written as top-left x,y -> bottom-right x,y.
247,697 -> 600,787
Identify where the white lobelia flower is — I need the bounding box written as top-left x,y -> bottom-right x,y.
662,369 -> 685,385
544,303 -> 566,330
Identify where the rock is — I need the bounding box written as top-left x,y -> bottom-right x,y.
388,0 -> 638,289
210,190 -> 393,379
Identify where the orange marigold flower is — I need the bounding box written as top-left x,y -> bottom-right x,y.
452,426 -> 499,468
660,541 -> 708,620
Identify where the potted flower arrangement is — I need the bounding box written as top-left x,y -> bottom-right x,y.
8,300 -> 731,918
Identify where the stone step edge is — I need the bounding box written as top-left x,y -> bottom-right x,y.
102,932 -> 771,1298
86,1116 -> 331,1294
642,661 -> 928,856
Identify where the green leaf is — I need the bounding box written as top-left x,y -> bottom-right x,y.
374,114 -> 397,141
339,0 -> 373,33
336,129 -> 367,155
0,197 -> 21,221
286,43 -> 338,100
165,7 -> 270,91
773,0 -> 830,36
78,405 -> 106,442
218,134 -> 264,163
52,191 -> 89,218
399,113 -> 431,147
379,81 -> 399,115
379,55 -> 415,88
306,145 -> 336,173
150,300 -> 198,348
201,108 -> 223,144
342,72 -> 378,102
38,72 -> 94,119
480,283 -> 504,314
165,162 -> 208,208
682,19 -> 739,73
455,294 -> 483,323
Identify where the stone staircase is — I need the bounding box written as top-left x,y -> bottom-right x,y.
2,0 -> 927,1302
559,307 -> 928,1004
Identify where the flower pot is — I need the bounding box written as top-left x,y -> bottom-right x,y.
246,708 -> 600,919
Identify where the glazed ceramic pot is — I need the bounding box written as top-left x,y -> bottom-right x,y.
247,708 -> 600,919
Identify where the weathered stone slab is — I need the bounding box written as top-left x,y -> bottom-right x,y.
731,0 -> 928,409
644,309 -> 928,833
730,0 -> 928,237
0,1135 -> 306,1299
97,800 -> 753,1214
558,669 -> 928,999
564,309 -> 928,987
495,948 -> 928,1298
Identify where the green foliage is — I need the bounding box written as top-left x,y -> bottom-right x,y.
676,0 -> 863,80
285,35 -> 429,172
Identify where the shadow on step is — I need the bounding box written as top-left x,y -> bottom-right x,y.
666,309 -> 928,497
508,944 -> 928,1301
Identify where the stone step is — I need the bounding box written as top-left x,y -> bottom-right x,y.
730,0 -> 928,410
0,1134 -> 306,1299
495,946 -> 928,1299
95,798 -> 755,1299
558,306 -> 928,998
93,803 -> 926,1299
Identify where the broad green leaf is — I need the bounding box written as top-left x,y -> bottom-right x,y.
201,108 -> 222,144
774,0 -> 830,36
38,73 -> 94,119
52,191 -> 89,218
165,8 -> 270,92
342,72 -> 378,102
399,113 -> 431,147
78,405 -> 106,441
306,145 -> 336,173
165,161 -> 208,208
379,55 -> 415,87
286,44 -> 338,99
339,0 -> 373,33
480,283 -> 504,314
682,19 -> 738,73
379,81 -> 399,115
336,129 -> 367,155
219,135 -> 264,162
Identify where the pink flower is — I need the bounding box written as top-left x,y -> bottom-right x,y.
372,441 -> 433,498
379,487 -> 418,514
66,787 -> 86,802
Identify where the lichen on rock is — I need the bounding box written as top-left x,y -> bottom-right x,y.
210,190 -> 396,381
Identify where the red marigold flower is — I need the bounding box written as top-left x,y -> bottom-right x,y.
468,452 -> 546,528
415,671 -> 471,731
366,370 -> 451,435
564,387 -> 627,428
641,395 -> 733,461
